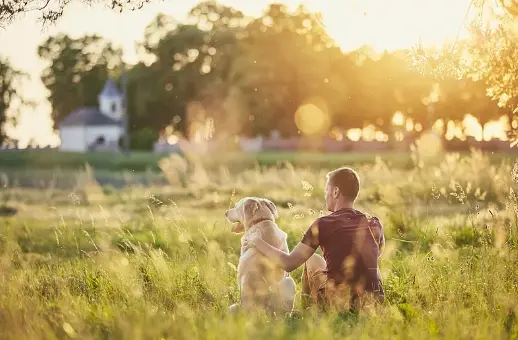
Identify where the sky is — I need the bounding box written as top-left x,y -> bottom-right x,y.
0,0 -> 472,147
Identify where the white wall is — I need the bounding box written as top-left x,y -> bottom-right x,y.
59,126 -> 86,151
59,125 -> 123,152
85,125 -> 123,147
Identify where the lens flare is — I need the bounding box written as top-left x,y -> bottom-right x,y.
294,98 -> 330,135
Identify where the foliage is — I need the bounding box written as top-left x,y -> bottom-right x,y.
0,57 -> 26,147
37,34 -> 123,130
0,0 -> 153,26
408,2 -> 518,141
33,2 -> 517,144
129,127 -> 159,151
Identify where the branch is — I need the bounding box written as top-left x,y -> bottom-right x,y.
498,0 -> 518,17
450,0 -> 477,53
0,0 -> 155,27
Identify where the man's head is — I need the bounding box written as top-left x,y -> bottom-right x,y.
324,167 -> 360,211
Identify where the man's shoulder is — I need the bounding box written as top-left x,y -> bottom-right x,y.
313,214 -> 333,227
337,209 -> 383,229
365,214 -> 383,227
303,215 -> 330,234
312,209 -> 383,227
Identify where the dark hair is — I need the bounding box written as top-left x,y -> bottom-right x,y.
326,167 -> 360,201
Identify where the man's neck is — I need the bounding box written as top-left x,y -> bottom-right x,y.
331,200 -> 354,212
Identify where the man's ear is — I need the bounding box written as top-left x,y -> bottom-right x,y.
332,186 -> 340,198
231,223 -> 245,233
243,198 -> 260,220
261,199 -> 278,219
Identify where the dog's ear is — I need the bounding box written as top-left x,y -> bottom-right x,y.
262,199 -> 278,219
231,222 -> 245,233
243,198 -> 260,220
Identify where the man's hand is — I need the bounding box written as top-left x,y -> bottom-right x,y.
246,232 -> 316,272
243,228 -> 262,251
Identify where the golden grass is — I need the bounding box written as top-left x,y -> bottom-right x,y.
0,149 -> 517,339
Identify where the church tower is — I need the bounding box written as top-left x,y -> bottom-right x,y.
98,78 -> 124,121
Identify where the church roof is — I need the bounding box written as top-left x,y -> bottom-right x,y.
99,78 -> 121,98
59,107 -> 123,127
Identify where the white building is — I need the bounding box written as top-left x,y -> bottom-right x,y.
59,78 -> 125,152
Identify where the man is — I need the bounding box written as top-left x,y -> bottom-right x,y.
244,167 -> 385,312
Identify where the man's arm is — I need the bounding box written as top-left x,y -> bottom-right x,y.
247,233 -> 316,272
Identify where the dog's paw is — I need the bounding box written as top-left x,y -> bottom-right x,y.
228,303 -> 240,315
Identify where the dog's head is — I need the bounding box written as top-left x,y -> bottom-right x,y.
225,197 -> 278,233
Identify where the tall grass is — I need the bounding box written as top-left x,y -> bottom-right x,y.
0,149 -> 517,339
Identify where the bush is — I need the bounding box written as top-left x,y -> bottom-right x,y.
130,128 -> 159,151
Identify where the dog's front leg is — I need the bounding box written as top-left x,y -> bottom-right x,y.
279,276 -> 297,313
240,283 -> 255,313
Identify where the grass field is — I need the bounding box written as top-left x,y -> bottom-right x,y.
0,149 -> 515,172
0,148 -> 518,339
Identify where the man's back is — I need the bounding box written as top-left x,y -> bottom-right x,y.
301,208 -> 384,303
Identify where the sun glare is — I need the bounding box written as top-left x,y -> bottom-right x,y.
294,98 -> 331,135
310,0 -> 472,53
463,114 -> 484,141
392,111 -> 405,126
347,129 -> 362,141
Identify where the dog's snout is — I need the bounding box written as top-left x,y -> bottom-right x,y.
225,210 -> 229,216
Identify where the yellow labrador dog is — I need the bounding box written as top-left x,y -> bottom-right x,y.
225,197 -> 296,315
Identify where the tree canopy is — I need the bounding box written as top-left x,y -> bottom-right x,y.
0,58 -> 26,147
29,0 -> 518,148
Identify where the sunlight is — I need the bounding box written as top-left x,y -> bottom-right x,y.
394,131 -> 405,142
462,114 -> 484,141
362,125 -> 377,141
294,98 -> 330,135
405,118 -> 414,132
313,0 -> 472,53
344,126 -> 388,142
329,127 -> 344,141
483,116 -> 509,141
432,119 -> 445,135
347,128 -> 362,141
167,135 -> 179,145
392,111 -> 405,126
188,118 -> 215,144
376,131 -> 389,142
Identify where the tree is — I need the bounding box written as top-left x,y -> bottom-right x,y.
136,19 -> 212,137
497,0 -> 518,17
0,57 -> 26,147
130,5 -> 248,139
463,17 -> 518,127
38,34 -> 123,129
29,1 -> 518,144
409,3 -> 518,141
1,0 -> 152,26
229,3 -> 343,137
